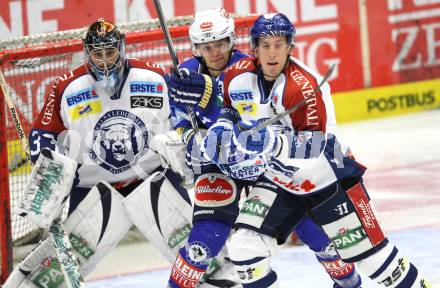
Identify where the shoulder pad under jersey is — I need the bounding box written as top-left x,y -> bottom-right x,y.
223,57 -> 256,83
127,58 -> 165,76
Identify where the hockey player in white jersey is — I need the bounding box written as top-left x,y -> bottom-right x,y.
3,19 -> 225,288
166,8 -> 361,288
201,13 -> 431,288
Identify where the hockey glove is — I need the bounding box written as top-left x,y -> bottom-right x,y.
201,121 -> 268,181
235,120 -> 279,157
165,68 -> 216,109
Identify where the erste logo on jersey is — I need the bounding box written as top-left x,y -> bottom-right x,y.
129,81 -> 164,109
230,89 -> 256,115
229,89 -> 253,101
89,110 -> 149,174
66,87 -> 102,120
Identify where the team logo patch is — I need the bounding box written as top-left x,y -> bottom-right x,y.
194,173 -> 236,207
187,241 -> 211,265
89,110 -> 149,174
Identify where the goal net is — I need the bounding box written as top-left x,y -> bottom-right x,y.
0,14 -> 257,282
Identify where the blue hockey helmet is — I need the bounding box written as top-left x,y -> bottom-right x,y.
250,13 -> 296,49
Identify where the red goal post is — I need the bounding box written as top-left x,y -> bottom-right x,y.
0,14 -> 257,283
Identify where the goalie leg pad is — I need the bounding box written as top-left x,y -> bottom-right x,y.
4,181 -> 132,288
16,148 -> 78,228
64,181 -> 133,276
227,228 -> 279,287
123,170 -> 193,262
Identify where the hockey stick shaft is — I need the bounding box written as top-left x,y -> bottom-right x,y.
0,69 -> 30,162
252,63 -> 337,132
0,69 -> 84,287
152,0 -> 201,140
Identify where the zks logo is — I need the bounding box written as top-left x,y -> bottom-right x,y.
89,110 -> 149,174
130,81 -> 163,94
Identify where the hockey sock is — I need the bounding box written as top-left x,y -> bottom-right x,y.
295,216 -> 362,288
168,220 -> 231,288
357,243 -> 431,288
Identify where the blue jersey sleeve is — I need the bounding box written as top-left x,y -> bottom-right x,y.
169,50 -> 250,137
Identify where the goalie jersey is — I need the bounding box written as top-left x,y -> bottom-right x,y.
29,59 -> 170,187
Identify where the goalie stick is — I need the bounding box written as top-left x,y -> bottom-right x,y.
152,0 -> 202,143
251,63 -> 337,132
0,69 -> 85,288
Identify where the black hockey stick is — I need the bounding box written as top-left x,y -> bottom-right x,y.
153,0 -> 201,142
251,63 -> 337,132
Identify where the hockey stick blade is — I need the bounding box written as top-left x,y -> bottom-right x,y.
251,63 -> 336,132
152,0 -> 201,141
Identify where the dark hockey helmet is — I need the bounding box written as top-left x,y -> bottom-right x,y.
250,13 -> 296,49
83,19 -> 126,93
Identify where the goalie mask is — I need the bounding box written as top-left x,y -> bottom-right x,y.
189,7 -> 236,57
84,19 -> 126,95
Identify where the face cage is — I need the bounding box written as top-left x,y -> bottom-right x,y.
85,40 -> 125,80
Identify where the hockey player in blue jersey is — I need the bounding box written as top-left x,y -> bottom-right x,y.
166,8 -> 362,288
201,13 -> 431,287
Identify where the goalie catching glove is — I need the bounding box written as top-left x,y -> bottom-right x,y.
165,68 -> 217,110
15,148 -> 78,229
